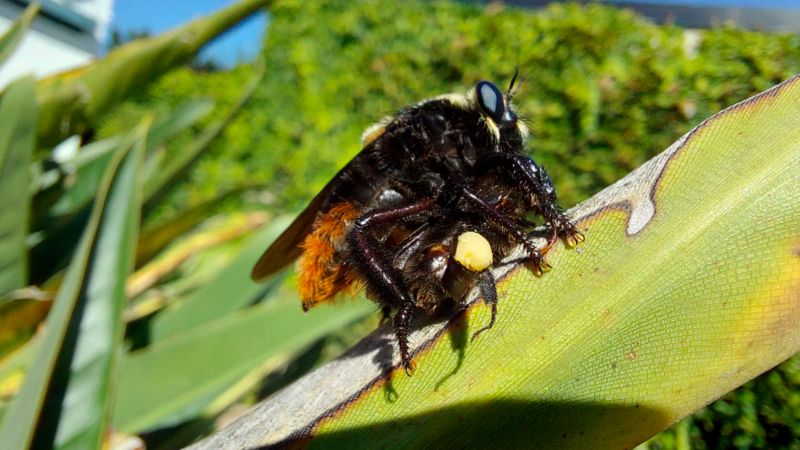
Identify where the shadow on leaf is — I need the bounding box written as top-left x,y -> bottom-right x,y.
254,399 -> 671,449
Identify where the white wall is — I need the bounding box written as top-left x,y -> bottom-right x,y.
0,0 -> 113,88
48,0 -> 114,41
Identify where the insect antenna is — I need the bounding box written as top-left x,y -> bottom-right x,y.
506,66 -> 528,100
506,67 -> 519,99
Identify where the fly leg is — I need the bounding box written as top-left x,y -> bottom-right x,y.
454,182 -> 550,275
530,163 -> 584,249
348,198 -> 436,375
471,270 -> 498,341
479,153 -> 584,250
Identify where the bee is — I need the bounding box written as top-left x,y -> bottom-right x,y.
252,75 -> 582,373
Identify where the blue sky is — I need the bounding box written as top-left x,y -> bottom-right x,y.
111,1 -> 268,66
110,0 -> 798,66
629,0 -> 798,6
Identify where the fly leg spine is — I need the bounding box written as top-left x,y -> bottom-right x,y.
348,198 -> 436,374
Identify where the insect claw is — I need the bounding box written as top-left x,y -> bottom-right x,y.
403,360 -> 416,376
525,247 -> 550,276
564,229 -> 585,247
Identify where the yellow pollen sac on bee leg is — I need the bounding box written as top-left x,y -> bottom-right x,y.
455,231 -> 493,272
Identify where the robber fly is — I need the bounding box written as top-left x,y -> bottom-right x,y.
252,75 -> 582,373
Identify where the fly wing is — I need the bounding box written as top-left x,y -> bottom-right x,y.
250,182 -> 333,281
251,125 -> 390,281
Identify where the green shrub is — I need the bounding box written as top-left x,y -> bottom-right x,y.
103,1 -> 800,214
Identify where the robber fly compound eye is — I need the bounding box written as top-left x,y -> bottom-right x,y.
476,80 -> 507,123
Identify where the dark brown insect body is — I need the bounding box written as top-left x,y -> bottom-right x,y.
387,208 -> 511,338
252,78 -> 582,372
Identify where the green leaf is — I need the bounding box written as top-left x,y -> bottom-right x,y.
0,296 -> 50,359
46,139 -> 120,218
29,99 -> 215,284
147,98 -> 215,151
0,331 -> 41,422
125,211 -> 268,303
0,2 -> 39,67
149,215 -> 294,341
50,98 -> 214,218
34,0 -> 269,147
113,294 -> 373,433
143,69 -> 263,210
0,77 -> 36,296
115,213 -> 374,433
0,120 -> 146,450
31,136 -> 82,193
134,186 -> 254,267
189,76 -> 800,449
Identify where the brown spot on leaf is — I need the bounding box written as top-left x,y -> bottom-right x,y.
625,351 -> 638,361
